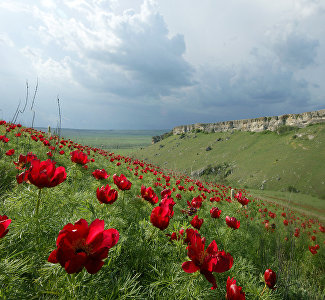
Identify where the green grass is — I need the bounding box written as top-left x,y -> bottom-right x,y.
0,121 -> 324,299
247,189 -> 325,222
133,124 -> 325,200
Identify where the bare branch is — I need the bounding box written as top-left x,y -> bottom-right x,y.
57,95 -> 62,141
30,78 -> 38,110
19,80 -> 29,114
11,100 -> 21,123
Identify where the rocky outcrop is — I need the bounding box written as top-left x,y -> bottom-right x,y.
152,131 -> 173,144
172,109 -> 325,135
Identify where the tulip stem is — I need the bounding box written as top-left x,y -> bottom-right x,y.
121,190 -> 125,210
148,228 -> 156,241
35,189 -> 42,215
260,284 -> 267,297
214,220 -> 222,248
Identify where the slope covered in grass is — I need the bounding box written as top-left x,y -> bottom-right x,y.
133,124 -> 325,201
0,120 -> 324,299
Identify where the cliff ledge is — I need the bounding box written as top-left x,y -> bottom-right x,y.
172,109 -> 325,135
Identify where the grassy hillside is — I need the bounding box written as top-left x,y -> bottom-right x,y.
133,124 -> 325,200
1,120 -> 324,299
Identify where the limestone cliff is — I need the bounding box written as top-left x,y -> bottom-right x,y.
172,109 -> 325,135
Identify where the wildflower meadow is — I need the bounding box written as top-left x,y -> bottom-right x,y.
0,119 -> 324,299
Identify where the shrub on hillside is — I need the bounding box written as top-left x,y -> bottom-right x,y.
276,125 -> 298,135
287,186 -> 299,193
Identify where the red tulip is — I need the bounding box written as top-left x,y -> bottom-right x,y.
235,192 -> 249,206
264,269 -> 277,289
113,174 -> 132,191
176,193 -> 182,199
189,196 -> 203,209
184,228 -> 201,245
5,149 -> 15,156
92,169 -> 109,180
141,185 -> 159,204
48,219 -> 119,274
0,215 -> 11,238
13,152 -> 37,170
1,136 -> 9,143
70,150 -> 89,165
308,245 -> 318,255
150,205 -> 171,230
182,231 -> 233,290
226,216 -> 240,230
226,277 -> 246,300
96,185 -> 118,204
166,228 -> 184,241
210,207 -> 221,219
17,159 -> 66,189
161,189 -> 172,199
160,197 -> 175,217
190,215 -> 204,230
319,225 -> 325,233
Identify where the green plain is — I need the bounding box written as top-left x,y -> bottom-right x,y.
41,128 -> 168,155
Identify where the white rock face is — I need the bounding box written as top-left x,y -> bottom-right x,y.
172,109 -> 325,135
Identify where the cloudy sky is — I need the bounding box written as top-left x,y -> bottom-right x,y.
0,0 -> 324,129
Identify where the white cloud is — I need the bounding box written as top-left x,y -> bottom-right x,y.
26,0 -> 193,98
0,32 -> 15,47
20,46 -> 74,84
40,0 -> 56,9
0,0 -> 324,129
293,0 -> 325,19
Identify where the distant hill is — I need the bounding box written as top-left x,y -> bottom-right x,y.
133,122 -> 325,199
152,109 -> 325,143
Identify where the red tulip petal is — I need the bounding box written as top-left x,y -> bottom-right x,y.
84,258 -> 105,274
206,240 -> 218,255
74,219 -> 89,239
182,261 -> 200,273
213,251 -> 233,273
48,249 -> 58,263
201,270 -> 217,290
64,252 -> 87,274
102,228 -> 120,249
0,229 -> 9,238
86,219 -> 104,245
